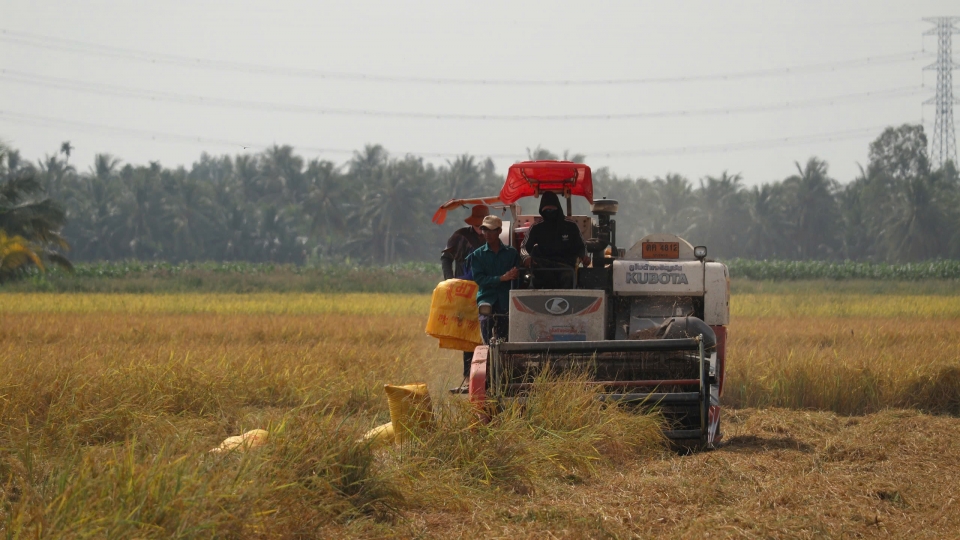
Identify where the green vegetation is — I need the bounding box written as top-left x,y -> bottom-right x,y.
0,144 -> 71,281
3,124 -> 959,271
3,259 -> 960,294
0,261 -> 443,293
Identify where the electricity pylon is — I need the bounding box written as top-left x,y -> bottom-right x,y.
924,17 -> 959,168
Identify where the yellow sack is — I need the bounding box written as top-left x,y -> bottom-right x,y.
361,422 -> 395,448
209,429 -> 268,453
437,336 -> 480,352
425,279 -> 482,351
384,383 -> 433,444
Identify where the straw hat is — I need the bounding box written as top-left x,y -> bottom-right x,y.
465,205 -> 491,226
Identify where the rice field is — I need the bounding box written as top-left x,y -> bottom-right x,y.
0,293 -> 429,315
1,290 -> 959,537
4,290 -> 959,318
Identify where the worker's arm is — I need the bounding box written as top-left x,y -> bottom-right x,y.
440,230 -> 463,280
575,234 -> 589,266
561,221 -> 588,265
523,223 -> 543,258
440,254 -> 454,280
569,221 -> 587,258
471,252 -> 513,288
513,250 -> 529,271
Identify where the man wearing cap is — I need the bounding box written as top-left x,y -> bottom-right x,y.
466,215 -> 523,344
440,205 -> 490,280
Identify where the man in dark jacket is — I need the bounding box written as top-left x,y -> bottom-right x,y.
440,205 -> 489,387
441,205 -> 489,280
522,191 -> 587,289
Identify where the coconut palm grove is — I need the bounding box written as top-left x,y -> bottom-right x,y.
1,123 -> 958,278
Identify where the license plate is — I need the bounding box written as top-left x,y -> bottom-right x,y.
642,242 -> 679,259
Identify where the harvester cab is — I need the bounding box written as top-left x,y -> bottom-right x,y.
436,160 -> 729,450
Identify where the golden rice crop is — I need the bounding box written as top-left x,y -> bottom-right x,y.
733,293 -> 960,318
5,291 -> 958,318
1,291 -> 959,537
0,304 -> 663,537
724,317 -> 960,414
0,292 -> 429,315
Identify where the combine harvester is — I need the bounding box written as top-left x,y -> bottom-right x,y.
434,161 -> 729,449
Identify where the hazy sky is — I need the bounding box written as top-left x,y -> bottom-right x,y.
1,0 -> 956,187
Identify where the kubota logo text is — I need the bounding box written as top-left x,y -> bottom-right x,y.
626,272 -> 690,285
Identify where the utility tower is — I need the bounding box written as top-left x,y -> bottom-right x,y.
923,17 -> 959,168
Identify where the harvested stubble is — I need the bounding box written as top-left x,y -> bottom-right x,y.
2,292 -> 959,538
412,407 -> 960,538
0,292 -> 430,316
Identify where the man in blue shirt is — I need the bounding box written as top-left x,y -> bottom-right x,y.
466,215 -> 523,344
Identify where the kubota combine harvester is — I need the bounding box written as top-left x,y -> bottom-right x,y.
433,160 -> 729,449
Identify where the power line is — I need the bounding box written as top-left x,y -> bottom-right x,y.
0,69 -> 929,121
0,110 -> 280,154
0,28 -> 930,87
590,126 -> 892,157
0,109 -> 902,159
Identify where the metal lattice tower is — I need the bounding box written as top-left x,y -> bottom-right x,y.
923,17 -> 960,168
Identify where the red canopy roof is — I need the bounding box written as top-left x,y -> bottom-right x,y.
499,161 -> 593,205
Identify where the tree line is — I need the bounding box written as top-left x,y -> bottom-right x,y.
1,123 -> 958,270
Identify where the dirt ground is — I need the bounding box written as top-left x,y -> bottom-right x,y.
399,407 -> 960,539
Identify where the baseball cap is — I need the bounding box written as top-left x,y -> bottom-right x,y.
480,215 -> 502,231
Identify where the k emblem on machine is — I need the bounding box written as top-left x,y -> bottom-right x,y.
544,297 -> 570,315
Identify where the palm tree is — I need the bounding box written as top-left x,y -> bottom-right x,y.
0,230 -> 44,282
304,159 -> 349,244
691,172 -> 746,257
648,174 -> 697,237
873,170 -> 947,261
70,154 -> 124,260
0,144 -> 71,270
781,158 -> 840,259
120,164 -> 164,259
836,167 -> 874,261
160,171 -> 217,261
260,145 -> 306,204
744,183 -> 791,259
591,171 -> 649,245
38,152 -> 77,203
348,154 -> 430,263
861,126 -> 949,261
441,155 -> 483,200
